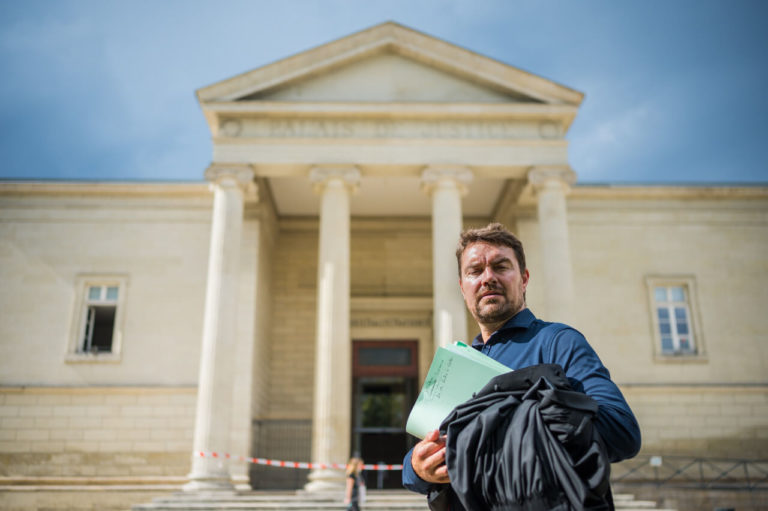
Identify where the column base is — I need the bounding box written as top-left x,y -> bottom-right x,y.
303,468 -> 346,492
232,474 -> 252,491
183,472 -> 235,493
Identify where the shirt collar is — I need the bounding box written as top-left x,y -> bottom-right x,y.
471,308 -> 536,347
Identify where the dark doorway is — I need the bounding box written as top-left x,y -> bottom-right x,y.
352,340 -> 418,489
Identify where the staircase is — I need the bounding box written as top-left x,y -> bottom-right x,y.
132,490 -> 425,510
614,493 -> 676,511
132,489 -> 676,510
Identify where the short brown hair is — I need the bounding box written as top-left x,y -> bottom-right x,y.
455,223 -> 526,277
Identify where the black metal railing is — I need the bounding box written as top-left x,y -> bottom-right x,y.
250,419 -> 312,489
612,455 -> 768,490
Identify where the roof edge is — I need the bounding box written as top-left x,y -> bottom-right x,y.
196,21 -> 584,106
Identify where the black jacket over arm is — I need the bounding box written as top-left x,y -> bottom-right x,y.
430,364 -> 613,511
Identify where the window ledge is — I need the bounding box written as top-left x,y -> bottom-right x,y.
653,354 -> 708,364
65,352 -> 122,364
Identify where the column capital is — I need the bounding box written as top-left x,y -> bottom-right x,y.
309,165 -> 361,194
205,165 -> 256,193
420,165 -> 474,196
527,165 -> 577,191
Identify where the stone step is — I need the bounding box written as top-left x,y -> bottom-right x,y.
132,489 -> 675,511
613,494 -> 675,511
133,502 -> 428,510
132,490 -> 429,511
134,506 -> 426,510
616,499 -> 659,508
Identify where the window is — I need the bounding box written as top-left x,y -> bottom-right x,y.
654,286 -> 694,354
82,285 -> 119,353
645,276 -> 705,361
67,275 -> 127,362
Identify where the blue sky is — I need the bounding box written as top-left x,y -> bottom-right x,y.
1,1 -> 766,184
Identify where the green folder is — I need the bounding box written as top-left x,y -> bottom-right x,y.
405,342 -> 511,439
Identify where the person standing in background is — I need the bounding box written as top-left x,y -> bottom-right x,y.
344,457 -> 366,511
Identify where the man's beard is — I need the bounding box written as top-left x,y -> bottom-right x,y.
474,298 -> 513,323
473,288 -> 520,324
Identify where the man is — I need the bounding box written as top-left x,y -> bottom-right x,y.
402,223 -> 641,494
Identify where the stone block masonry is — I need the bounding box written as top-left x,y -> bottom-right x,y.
0,387 -> 196,479
622,385 -> 768,458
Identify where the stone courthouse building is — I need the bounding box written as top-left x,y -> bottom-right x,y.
1,22 -> 767,494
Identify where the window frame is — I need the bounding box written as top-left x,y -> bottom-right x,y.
66,274 -> 128,363
645,275 -> 706,363
353,340 -> 419,378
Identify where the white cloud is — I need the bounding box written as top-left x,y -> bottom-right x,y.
569,100 -> 658,181
1,1 -> 766,183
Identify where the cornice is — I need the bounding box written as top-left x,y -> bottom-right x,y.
570,184 -> 768,201
0,385 -> 197,393
202,100 -> 580,120
0,181 -> 210,198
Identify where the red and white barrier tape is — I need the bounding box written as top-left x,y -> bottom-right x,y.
196,451 -> 403,471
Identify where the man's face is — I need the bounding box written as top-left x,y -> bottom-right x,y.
459,242 -> 529,326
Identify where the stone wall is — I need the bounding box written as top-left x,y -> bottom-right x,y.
565,191 -> 768,385
624,385 -> 768,458
0,387 -> 194,478
565,191 -> 768,460
0,185 -> 213,386
350,219 -> 433,298
612,485 -> 768,511
266,222 -> 318,421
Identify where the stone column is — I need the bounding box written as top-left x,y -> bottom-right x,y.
421,165 -> 472,349
305,165 -> 360,492
185,165 -> 254,492
229,193 -> 273,491
528,166 -> 576,324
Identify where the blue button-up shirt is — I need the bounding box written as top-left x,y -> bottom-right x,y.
402,308 -> 641,494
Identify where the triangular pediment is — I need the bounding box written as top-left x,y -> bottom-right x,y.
242,52 -> 535,103
197,22 -> 583,106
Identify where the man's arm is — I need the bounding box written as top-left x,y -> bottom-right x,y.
550,328 -> 642,462
402,429 -> 450,494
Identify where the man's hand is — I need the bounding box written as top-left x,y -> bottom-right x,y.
411,429 -> 450,484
